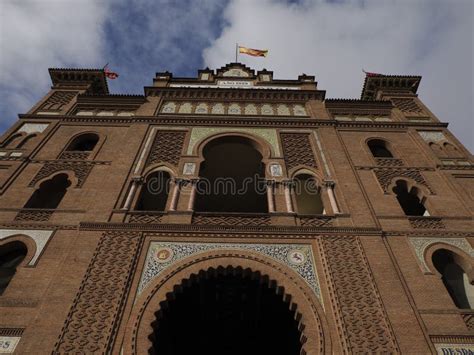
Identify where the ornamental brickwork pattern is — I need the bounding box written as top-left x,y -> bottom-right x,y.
146,130 -> 186,167
53,231 -> 142,354
280,133 -> 317,172
39,91 -> 77,111
321,236 -> 399,353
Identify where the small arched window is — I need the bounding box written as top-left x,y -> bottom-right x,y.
24,173 -> 71,209
1,133 -> 24,148
0,241 -> 27,295
443,142 -> 461,158
432,249 -> 474,309
368,139 -> 393,158
392,180 -> 427,216
429,142 -> 446,158
16,134 -> 37,149
294,174 -> 324,215
136,171 -> 171,211
65,133 -> 99,152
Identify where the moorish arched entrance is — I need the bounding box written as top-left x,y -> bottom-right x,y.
124,251 -> 330,355
149,266 -> 302,355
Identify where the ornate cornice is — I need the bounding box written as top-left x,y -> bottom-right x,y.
48,68 -> 109,95
16,113 -> 449,129
361,74 -> 422,100
145,87 -> 326,101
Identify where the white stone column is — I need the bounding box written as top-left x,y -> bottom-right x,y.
122,177 -> 142,210
283,181 -> 294,213
187,179 -> 198,211
324,181 -> 340,214
266,181 -> 275,213
169,179 -> 181,211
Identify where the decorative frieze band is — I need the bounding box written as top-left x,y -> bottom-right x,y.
160,101 -> 308,117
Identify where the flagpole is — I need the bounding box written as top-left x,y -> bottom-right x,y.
235,43 -> 238,62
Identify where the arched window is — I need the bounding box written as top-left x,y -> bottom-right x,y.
16,134 -> 37,149
368,139 -> 393,158
294,174 -> 324,214
443,142 -> 461,158
1,133 -> 24,148
195,136 -> 267,213
0,241 -> 27,295
136,171 -> 171,211
392,180 -> 427,216
24,173 -> 71,209
432,249 -> 474,309
65,133 -> 99,152
429,142 -> 446,158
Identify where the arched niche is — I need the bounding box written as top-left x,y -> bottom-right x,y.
292,173 -> 325,215
391,179 -> 429,216
65,133 -> 100,152
123,250 -> 330,355
194,135 -> 269,213
135,170 -> 172,212
24,173 -> 71,209
424,243 -> 474,309
367,138 -> 394,158
0,241 -> 28,295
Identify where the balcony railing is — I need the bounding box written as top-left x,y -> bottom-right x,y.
14,209 -> 54,222
192,212 -> 271,226
58,151 -> 91,160
126,211 -> 165,223
375,157 -> 404,167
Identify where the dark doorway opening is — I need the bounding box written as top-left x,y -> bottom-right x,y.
136,171 -> 171,211
392,180 -> 427,216
150,267 -> 302,355
195,136 -> 268,213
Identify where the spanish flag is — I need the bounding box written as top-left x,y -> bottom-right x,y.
239,46 -> 268,57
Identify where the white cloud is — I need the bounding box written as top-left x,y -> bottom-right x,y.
0,0 -> 108,127
203,0 -> 473,151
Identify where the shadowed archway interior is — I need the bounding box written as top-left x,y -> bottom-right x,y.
0,241 -> 27,295
149,266 -> 303,355
195,136 -> 268,213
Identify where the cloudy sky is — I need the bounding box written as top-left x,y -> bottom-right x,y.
1,0 -> 472,151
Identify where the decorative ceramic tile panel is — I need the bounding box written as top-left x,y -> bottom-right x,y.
261,104 -> 274,115
277,104 -> 290,116
17,123 -> 49,135
244,104 -> 257,115
195,103 -> 208,114
211,103 -> 225,114
137,242 -> 323,302
161,102 -> 176,113
409,237 -> 474,272
418,131 -> 446,143
188,127 -> 281,156
228,103 -> 241,115
178,103 -> 192,114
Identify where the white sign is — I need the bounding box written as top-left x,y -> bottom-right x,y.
0,337 -> 21,353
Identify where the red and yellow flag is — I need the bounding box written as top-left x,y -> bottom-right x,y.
239,46 -> 268,57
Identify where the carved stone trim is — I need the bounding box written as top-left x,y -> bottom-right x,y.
408,217 -> 445,229
374,168 -> 434,194
137,241 -> 322,302
187,127 -> 280,156
0,229 -> 53,265
320,236 -> 399,353
408,237 -> 474,272
29,161 -> 94,187
192,214 -> 271,226
14,209 -> 53,222
53,231 -> 143,354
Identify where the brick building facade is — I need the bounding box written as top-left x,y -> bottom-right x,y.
0,63 -> 472,354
